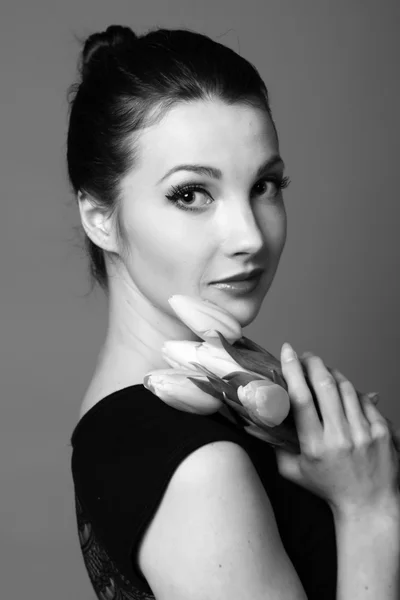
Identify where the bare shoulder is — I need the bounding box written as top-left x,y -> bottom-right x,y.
79,378 -> 111,419
79,370 -> 145,419
78,346 -> 152,419
138,441 -> 307,600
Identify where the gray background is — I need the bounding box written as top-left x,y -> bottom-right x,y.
1,0 -> 399,598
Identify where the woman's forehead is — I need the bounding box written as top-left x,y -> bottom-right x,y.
133,100 -> 278,175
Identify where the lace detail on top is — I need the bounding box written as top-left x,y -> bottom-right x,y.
75,493 -> 155,600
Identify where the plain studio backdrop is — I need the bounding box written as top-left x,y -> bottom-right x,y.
1,1 -> 399,598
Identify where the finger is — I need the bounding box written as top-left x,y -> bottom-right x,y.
329,367 -> 372,443
365,400 -> 400,466
362,397 -> 392,439
300,353 -> 349,438
280,344 -> 322,448
328,367 -> 371,422
385,417 -> 400,453
362,399 -> 400,465
365,393 -> 380,406
274,447 -> 302,484
325,365 -> 380,407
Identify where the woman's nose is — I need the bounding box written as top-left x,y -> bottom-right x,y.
219,204 -> 265,255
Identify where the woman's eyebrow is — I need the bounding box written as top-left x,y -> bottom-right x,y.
157,155 -> 285,184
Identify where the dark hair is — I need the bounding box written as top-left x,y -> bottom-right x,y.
67,24 -> 278,293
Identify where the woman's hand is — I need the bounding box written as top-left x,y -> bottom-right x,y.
275,345 -> 400,518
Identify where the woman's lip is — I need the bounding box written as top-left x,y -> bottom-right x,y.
211,273 -> 262,294
211,269 -> 264,284
214,275 -> 258,284
212,273 -> 262,284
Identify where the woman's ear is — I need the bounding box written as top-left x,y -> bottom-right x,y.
77,191 -> 119,254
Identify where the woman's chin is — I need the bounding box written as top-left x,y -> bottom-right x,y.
208,290 -> 264,329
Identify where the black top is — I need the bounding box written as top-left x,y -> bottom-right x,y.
70,384 -> 337,599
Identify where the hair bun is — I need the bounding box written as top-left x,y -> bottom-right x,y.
81,25 -> 137,76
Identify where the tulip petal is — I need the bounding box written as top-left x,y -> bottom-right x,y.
162,355 -> 185,370
186,376 -> 223,402
162,340 -> 203,371
144,370 -> 223,415
168,295 -> 243,344
195,348 -> 244,378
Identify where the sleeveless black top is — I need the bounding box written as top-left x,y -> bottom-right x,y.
70,384 -> 337,599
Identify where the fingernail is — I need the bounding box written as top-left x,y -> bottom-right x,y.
367,392 -> 380,404
281,342 -> 297,362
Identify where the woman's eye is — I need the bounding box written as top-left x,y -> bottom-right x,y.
165,184 -> 212,212
165,176 -> 290,213
255,176 -> 290,198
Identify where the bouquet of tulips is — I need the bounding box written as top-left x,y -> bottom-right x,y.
143,295 -> 400,456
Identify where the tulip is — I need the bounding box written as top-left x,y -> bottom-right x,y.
237,380 -> 290,427
161,340 -> 203,372
143,368 -> 222,414
168,295 -> 243,344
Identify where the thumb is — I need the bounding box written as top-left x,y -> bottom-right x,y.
274,448 -> 328,501
274,448 -> 302,485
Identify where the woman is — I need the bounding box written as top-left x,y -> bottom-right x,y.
68,25 -> 400,599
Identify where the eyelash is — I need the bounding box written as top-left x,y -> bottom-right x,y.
165,175 -> 291,212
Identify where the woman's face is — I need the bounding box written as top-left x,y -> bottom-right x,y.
117,99 -> 287,329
